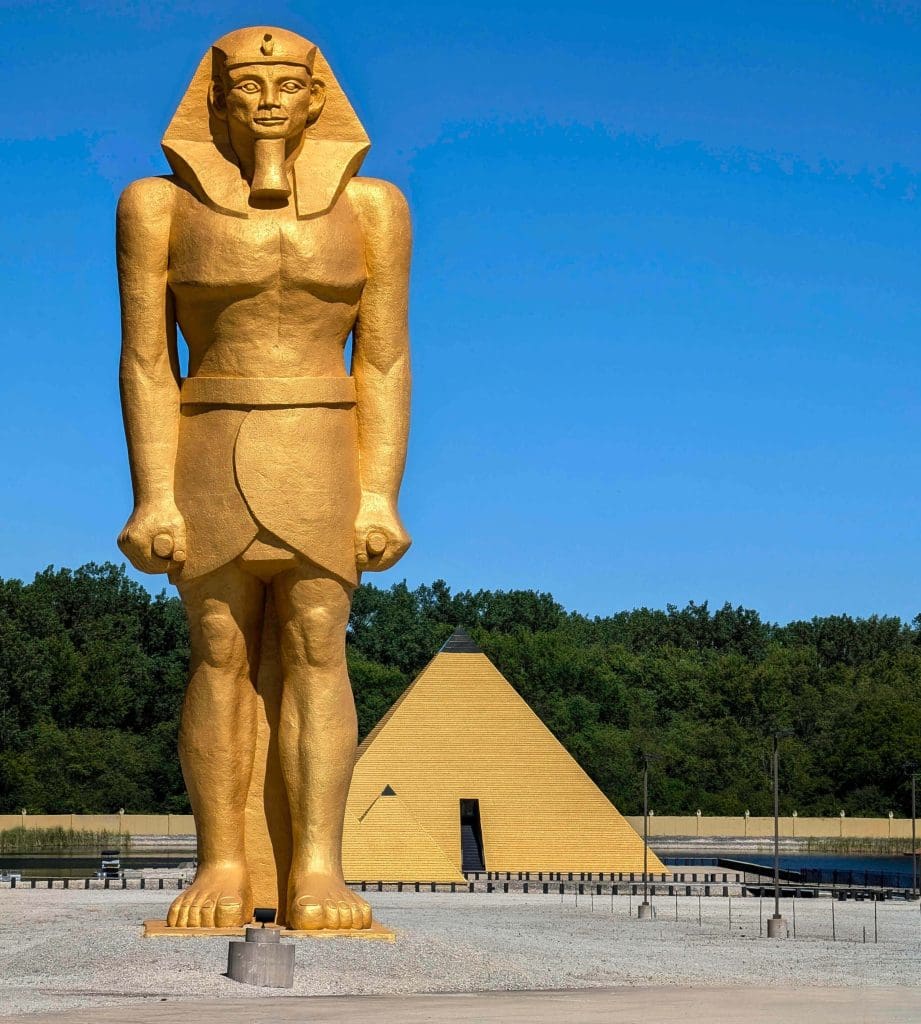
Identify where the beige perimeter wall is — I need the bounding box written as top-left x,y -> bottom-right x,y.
0,813 -> 196,835
622,815 -> 916,840
0,812 -> 915,840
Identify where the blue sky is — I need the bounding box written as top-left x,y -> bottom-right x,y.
2,0 -> 921,621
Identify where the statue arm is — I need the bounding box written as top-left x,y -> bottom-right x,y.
116,177 -> 187,574
350,178 -> 412,571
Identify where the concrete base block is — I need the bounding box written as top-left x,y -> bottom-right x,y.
637,902 -> 653,920
227,926 -> 295,988
766,915 -> 786,938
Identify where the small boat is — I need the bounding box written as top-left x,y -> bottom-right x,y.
95,849 -> 122,880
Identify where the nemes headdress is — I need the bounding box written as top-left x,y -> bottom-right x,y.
162,26 -> 370,218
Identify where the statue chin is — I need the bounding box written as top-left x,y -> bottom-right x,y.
250,138 -> 291,200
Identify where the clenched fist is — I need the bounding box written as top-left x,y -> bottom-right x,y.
354,492 -> 411,572
118,500 -> 188,576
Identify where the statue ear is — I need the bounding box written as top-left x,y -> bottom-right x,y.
307,77 -> 327,125
209,77 -> 228,121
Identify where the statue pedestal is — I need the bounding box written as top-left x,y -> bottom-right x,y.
142,919 -> 396,941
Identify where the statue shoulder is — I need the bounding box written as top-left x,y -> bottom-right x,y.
346,176 -> 410,232
117,175 -> 180,228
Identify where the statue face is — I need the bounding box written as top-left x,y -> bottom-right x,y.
212,63 -> 324,142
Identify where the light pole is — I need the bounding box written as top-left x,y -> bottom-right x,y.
639,753 -> 657,920
767,731 -> 792,938
905,761 -> 919,900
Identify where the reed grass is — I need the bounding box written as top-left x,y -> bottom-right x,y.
803,836 -> 917,855
0,827 -> 131,853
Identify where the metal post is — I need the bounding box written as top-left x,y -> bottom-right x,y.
643,761 -> 651,905
912,769 -> 918,900
638,754 -> 653,919
773,734 -> 780,920
903,760 -> 918,900
766,731 -> 790,938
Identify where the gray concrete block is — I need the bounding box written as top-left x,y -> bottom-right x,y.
227,927 -> 295,988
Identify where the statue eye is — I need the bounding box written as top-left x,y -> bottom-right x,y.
281,81 -> 304,93
237,81 -> 260,93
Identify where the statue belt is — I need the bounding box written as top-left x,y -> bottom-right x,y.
180,375 -> 357,408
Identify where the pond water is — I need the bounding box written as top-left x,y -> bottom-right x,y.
660,850 -> 918,888
0,849 -> 194,879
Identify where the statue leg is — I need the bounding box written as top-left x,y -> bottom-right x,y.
167,562 -> 265,929
272,566 -> 372,931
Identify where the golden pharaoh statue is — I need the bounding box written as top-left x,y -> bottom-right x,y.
116,26 -> 411,931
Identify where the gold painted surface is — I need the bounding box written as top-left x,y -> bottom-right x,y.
142,920 -> 396,941
117,25 -> 411,932
348,653 -> 664,874
343,793 -> 466,883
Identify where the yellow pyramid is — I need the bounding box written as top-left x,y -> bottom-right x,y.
342,789 -> 465,883
347,631 -> 663,875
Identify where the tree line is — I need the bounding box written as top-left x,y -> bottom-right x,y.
0,563 -> 918,817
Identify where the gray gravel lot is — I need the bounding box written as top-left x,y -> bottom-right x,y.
1,889 -> 919,1017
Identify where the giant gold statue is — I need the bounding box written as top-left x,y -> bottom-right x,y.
116,26 -> 411,932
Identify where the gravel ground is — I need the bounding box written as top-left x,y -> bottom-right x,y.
1,889 -> 919,1017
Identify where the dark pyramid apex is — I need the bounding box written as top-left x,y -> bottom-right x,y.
439,628 -> 482,654
381,784 -> 396,796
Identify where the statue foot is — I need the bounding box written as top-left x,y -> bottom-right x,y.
166,863 -> 252,929
287,871 -> 372,930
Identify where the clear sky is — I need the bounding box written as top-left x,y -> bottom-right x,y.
2,0 -> 921,622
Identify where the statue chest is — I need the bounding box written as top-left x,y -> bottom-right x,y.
169,196 -> 367,302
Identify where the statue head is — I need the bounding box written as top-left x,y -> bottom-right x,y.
162,26 -> 370,216
209,28 -> 326,153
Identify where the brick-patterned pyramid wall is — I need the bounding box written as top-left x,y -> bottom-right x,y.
346,650 -> 664,875
342,792 -> 466,883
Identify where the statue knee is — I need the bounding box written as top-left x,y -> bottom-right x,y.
282,605 -> 343,670
195,608 -> 246,669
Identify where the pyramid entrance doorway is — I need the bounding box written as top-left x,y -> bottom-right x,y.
460,798 -> 486,871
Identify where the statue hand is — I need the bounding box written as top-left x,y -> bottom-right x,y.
117,501 -> 188,576
354,494 -> 411,572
